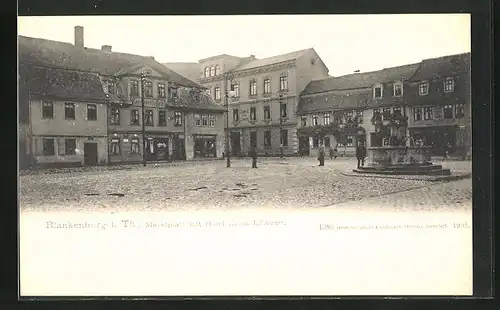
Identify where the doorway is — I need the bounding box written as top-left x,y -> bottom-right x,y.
298,136 -> 310,156
230,131 -> 241,156
172,135 -> 186,160
84,142 -> 98,166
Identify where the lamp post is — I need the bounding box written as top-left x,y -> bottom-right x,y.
278,91 -> 284,158
140,72 -> 147,167
225,73 -> 235,167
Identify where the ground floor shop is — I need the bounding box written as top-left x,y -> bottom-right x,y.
409,125 -> 471,157
298,129 -> 365,158
26,135 -> 108,168
193,134 -> 217,158
228,126 -> 298,157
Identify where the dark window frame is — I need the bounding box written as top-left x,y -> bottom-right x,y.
43,138 -> 55,156
130,139 -> 140,154
64,103 -> 75,120
131,109 -> 140,125
130,80 -> 139,97
443,104 -> 454,119
42,101 -> 54,119
419,82 -> 429,95
110,107 -> 120,125
264,130 -> 272,148
174,111 -> 183,127
454,103 -> 465,119
87,104 -> 97,121
111,139 -> 121,155
301,116 -> 307,127
423,107 -> 433,120
280,130 -> 288,147
145,109 -> 154,126
263,106 -> 271,120
249,107 -> 257,121
233,109 -> 239,122
143,81 -> 153,98
158,110 -> 167,126
413,107 -> 422,121
312,114 -> 318,126
323,113 -> 330,125
65,138 -> 76,155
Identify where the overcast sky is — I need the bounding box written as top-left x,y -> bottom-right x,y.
18,14 -> 470,77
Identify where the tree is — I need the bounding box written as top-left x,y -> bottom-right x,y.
370,111 -> 409,146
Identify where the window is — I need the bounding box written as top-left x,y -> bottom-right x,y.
250,107 -> 256,121
356,111 -> 363,123
174,111 -> 182,127
131,109 -> 140,125
346,136 -> 354,147
206,88 -> 211,97
110,108 -> 120,125
250,131 -> 257,148
323,113 -> 330,125
144,81 -> 153,97
194,113 -> 201,126
264,131 -> 271,148
263,78 -> 271,94
455,104 -> 465,119
158,83 -> 166,98
373,108 -> 381,115
443,104 -> 453,119
215,65 -> 220,76
280,130 -> 288,147
64,103 -> 75,120
444,78 -> 454,92
279,75 -> 288,90
214,87 -> 221,100
233,109 -> 239,122
312,114 -> 318,126
393,83 -> 403,97
301,116 -> 307,127
280,103 -> 287,118
346,111 -> 353,121
158,110 -> 166,126
204,67 -> 210,78
209,115 -> 215,127
210,66 -> 215,77
111,139 -> 120,155
232,84 -> 239,97
250,80 -> 257,96
382,108 -> 391,120
419,82 -> 429,95
170,87 -> 178,100
202,114 -> 208,126
263,106 -> 271,120
145,110 -> 154,126
42,101 -> 54,119
373,86 -> 382,98
324,137 -> 331,148
108,82 -> 114,95
130,139 -> 140,154
130,80 -> 139,97
313,138 -> 319,148
393,107 -> 402,116
65,138 -> 76,155
43,138 -> 55,156
87,104 -> 97,121
424,107 -> 433,120
413,107 -> 422,121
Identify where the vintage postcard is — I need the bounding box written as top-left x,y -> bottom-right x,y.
18,14 -> 472,296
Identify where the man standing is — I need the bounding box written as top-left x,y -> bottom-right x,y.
318,144 -> 325,166
356,141 -> 366,168
250,147 -> 258,168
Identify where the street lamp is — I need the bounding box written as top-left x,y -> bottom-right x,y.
278,91 -> 284,158
225,73 -> 235,168
140,72 -> 147,167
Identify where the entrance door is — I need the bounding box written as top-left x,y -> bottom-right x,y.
84,142 -> 98,166
172,136 -> 186,160
230,132 -> 241,156
298,136 -> 310,156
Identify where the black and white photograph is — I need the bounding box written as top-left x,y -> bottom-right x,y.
18,14 -> 473,296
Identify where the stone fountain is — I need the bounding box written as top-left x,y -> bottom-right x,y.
353,116 -> 451,176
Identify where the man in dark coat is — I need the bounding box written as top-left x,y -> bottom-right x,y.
356,142 -> 367,168
250,147 -> 258,168
318,145 -> 325,166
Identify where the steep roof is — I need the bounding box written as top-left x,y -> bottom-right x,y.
233,48 -> 313,72
19,63 -> 108,103
170,88 -> 224,112
18,35 -> 203,89
409,52 -> 470,81
163,62 -> 201,82
303,63 -> 421,95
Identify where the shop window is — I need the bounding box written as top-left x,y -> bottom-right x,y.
393,107 -> 402,116
130,139 -> 140,154
280,130 -> 288,147
111,139 -> 121,155
346,136 -> 354,147
65,138 -> 76,155
43,138 -> 55,156
42,101 -> 54,119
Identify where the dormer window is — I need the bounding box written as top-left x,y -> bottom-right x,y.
393,82 -> 403,97
373,84 -> 383,99
204,67 -> 210,78
418,82 -> 429,95
107,82 -> 115,95
444,78 -> 454,92
215,65 -> 220,76
210,66 -> 216,77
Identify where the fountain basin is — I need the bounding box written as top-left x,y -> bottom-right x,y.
354,146 -> 451,176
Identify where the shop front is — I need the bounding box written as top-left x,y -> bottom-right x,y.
145,137 -> 170,162
193,134 -> 217,158
409,126 -> 457,156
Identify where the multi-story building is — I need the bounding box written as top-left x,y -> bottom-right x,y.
19,26 -> 225,167
165,49 -> 330,156
297,53 -> 471,158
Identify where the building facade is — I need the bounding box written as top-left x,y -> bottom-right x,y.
297,53 -> 471,158
166,49 -> 330,156
19,26 -> 225,168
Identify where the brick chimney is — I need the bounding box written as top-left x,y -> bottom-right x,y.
101,45 -> 112,52
74,26 -> 84,48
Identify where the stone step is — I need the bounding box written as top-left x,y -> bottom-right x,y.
361,164 -> 443,171
353,168 -> 451,176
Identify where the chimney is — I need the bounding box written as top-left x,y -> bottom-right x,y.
250,54 -> 256,59
74,26 -> 84,48
101,45 -> 112,52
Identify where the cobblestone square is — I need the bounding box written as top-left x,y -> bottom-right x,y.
19,158 -> 472,213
